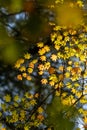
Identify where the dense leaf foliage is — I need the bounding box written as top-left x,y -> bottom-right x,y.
0,0 -> 87,130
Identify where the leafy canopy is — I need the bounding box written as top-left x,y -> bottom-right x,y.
0,0 -> 87,130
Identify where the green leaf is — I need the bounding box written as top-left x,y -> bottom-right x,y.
46,96 -> 74,130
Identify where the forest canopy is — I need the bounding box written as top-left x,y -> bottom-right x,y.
0,0 -> 87,130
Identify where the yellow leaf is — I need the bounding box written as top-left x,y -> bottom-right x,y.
56,2 -> 83,27
4,94 -> 11,102
1,128 -> 6,130
24,53 -> 31,59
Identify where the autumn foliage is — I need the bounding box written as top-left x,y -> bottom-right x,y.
0,0 -> 87,130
